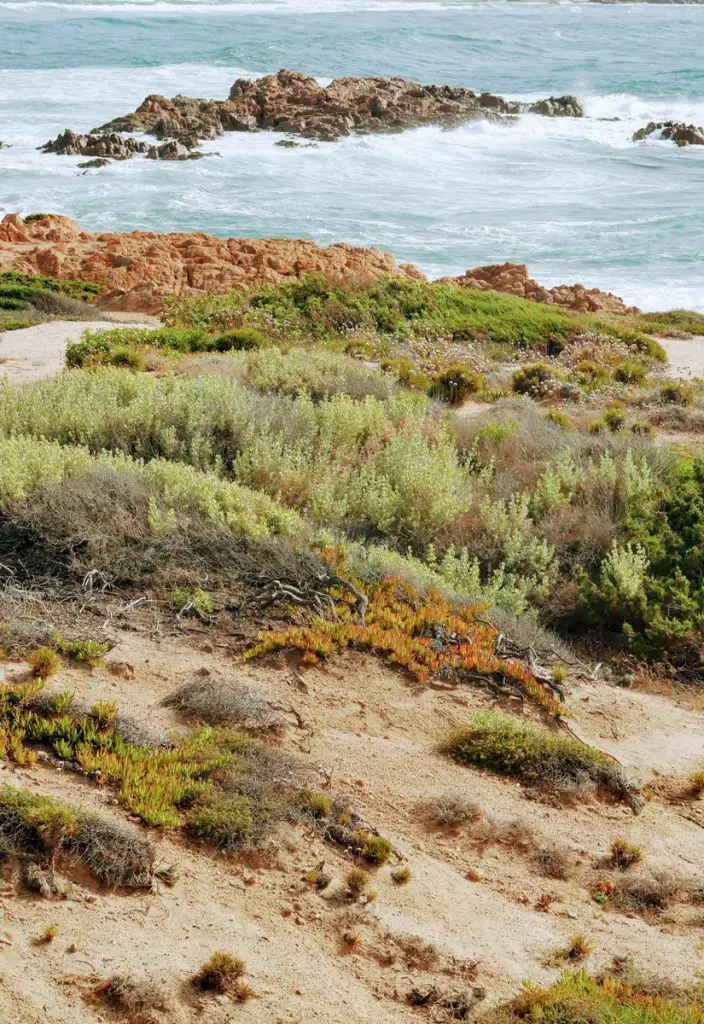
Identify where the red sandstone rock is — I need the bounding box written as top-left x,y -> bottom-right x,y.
440,262 -> 638,316
0,213 -> 423,313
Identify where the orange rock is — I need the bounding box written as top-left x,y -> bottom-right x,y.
0,213 -> 423,313
439,261 -> 638,316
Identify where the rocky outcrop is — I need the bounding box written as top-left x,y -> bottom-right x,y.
93,68 -> 583,145
40,130 -> 149,160
145,140 -> 210,161
441,262 -> 638,316
633,121 -> 704,147
0,213 -> 423,313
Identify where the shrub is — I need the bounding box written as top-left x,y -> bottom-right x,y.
425,793 -> 482,828
192,952 -> 250,996
535,843 -> 574,880
164,680 -> 279,730
608,838 -> 643,870
512,362 -> 558,397
28,646 -> 61,679
440,710 -> 631,801
660,381 -> 695,407
213,327 -> 268,351
391,865 -> 411,885
614,360 -> 647,384
110,347 -> 145,370
613,870 -> 681,912
359,833 -> 393,864
345,867 -> 371,898
429,364 -> 484,404
94,974 -> 170,1012
603,404 -> 627,432
185,794 -> 255,850
544,409 -> 571,430
172,587 -> 213,618
0,786 -> 153,888
487,970 -> 704,1024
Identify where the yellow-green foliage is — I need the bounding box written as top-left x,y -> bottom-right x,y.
28,646 -> 61,679
441,710 -> 620,794
192,953 -> 251,999
51,633 -> 109,669
0,436 -> 301,539
488,970 -> 704,1024
609,838 -> 643,869
0,680 -> 284,840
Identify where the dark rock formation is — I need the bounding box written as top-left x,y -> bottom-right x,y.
40,130 -> 148,160
77,157 -> 111,169
93,68 -> 584,146
145,140 -> 208,161
633,121 -> 704,147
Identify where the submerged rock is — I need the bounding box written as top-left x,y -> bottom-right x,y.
633,120 -> 704,147
77,157 -> 111,169
146,139 -> 207,160
91,68 -> 584,146
40,129 -> 148,160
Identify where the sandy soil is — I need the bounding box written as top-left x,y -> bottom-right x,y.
0,318 -> 156,383
2,628 -> 704,1024
658,336 -> 704,380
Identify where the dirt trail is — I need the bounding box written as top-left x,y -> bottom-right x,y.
0,318 -> 157,383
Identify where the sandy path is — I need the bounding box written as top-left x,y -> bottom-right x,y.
0,319 -> 156,383
658,335 -> 704,379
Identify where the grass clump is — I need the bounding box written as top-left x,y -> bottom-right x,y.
94,974 -> 170,1012
28,646 -> 61,679
164,680 -> 279,731
608,838 -> 643,870
425,793 -> 482,828
391,865 -> 411,885
192,952 -> 253,1000
306,793 -> 333,819
688,768 -> 704,796
357,832 -> 393,864
429,364 -> 484,404
34,923 -> 59,945
345,866 -> 371,899
440,710 -> 632,802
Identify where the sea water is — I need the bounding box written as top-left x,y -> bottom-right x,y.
0,1 -> 703,310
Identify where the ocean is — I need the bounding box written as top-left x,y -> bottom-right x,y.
1,1 -> 703,310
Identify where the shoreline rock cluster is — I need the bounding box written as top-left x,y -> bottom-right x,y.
633,120 -> 704,147
0,212 -> 635,317
38,68 -> 583,162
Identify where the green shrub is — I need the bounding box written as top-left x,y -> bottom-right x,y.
603,404 -> 627,432
172,588 -> 213,618
359,833 -> 393,863
192,952 -> 249,997
488,970 -> 704,1024
213,327 -> 268,351
429,364 -> 484,404
440,710 -> 623,797
512,363 -> 558,397
544,409 -> 571,430
659,381 -> 695,407
614,359 -> 647,384
110,347 -> 145,370
186,795 -> 255,850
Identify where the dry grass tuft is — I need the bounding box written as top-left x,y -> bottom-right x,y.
164,679 -> 281,730
534,843 -> 575,880
94,973 -> 171,1012
608,838 -> 643,870
424,793 -> 483,828
192,952 -> 253,1000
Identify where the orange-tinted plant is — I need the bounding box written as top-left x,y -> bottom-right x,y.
245,557 -> 559,715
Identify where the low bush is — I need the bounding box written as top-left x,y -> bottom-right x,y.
614,359 -> 648,384
659,381 -> 695,407
425,793 -> 483,828
213,327 -> 268,351
94,974 -> 171,1012
51,633 -> 109,668
608,838 -> 643,869
164,680 -> 280,730
192,953 -> 252,1000
488,970 -> 704,1024
429,364 -> 484,404
440,710 -> 632,802
512,363 -> 558,397
0,786 -> 153,888
391,865 -> 411,885
534,843 -> 574,880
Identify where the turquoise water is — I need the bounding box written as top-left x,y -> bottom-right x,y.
1,1 -> 703,309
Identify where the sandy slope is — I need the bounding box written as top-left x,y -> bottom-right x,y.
0,318 -> 157,383
2,630 -> 704,1024
659,336 -> 704,380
